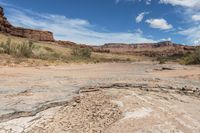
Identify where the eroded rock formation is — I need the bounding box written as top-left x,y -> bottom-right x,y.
0,7 -> 54,41
93,41 -> 196,56
57,40 -> 93,49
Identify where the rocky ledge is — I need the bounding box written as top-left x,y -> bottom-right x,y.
0,7 -> 54,41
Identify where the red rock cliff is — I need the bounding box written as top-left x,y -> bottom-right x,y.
0,7 -> 54,41
93,41 -> 196,57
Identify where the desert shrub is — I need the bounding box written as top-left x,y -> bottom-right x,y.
44,46 -> 54,52
0,38 -> 12,54
126,58 -> 131,61
156,53 -> 185,64
72,47 -> 91,58
0,39 -> 70,62
157,57 -> 167,64
93,49 -> 110,53
36,50 -> 64,61
15,41 -> 35,58
0,42 -> 5,53
180,48 -> 200,65
0,39 -> 35,58
0,47 -> 4,53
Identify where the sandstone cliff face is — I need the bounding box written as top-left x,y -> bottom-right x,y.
93,41 -> 196,57
0,7 -> 54,41
0,7 -> 12,33
57,40 -> 93,49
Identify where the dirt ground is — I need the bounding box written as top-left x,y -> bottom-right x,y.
0,62 -> 200,133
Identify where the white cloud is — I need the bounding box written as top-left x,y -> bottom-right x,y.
115,0 -> 151,5
5,7 -> 155,45
160,0 -> 200,45
146,18 -> 173,30
193,40 -> 200,46
136,12 -> 149,23
115,0 -> 120,4
160,0 -> 200,9
160,0 -> 200,22
135,28 -> 143,34
178,26 -> 200,45
145,0 -> 151,5
0,0 -> 11,6
115,0 -> 143,4
192,14 -> 200,21
160,37 -> 171,42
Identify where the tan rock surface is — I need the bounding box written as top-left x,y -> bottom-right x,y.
0,62 -> 200,133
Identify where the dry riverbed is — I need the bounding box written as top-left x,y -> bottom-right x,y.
0,62 -> 200,133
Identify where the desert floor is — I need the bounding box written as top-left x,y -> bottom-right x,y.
0,62 -> 200,133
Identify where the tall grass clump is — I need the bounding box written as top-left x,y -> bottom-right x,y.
0,38 -> 12,54
37,51 -> 64,61
15,41 -> 35,58
180,48 -> 200,65
72,47 -> 92,58
0,38 -> 35,58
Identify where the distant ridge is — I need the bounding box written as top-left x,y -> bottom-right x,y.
93,41 -> 196,56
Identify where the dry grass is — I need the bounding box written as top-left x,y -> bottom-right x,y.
180,48 -> 200,65
0,33 -> 147,66
92,52 -> 148,62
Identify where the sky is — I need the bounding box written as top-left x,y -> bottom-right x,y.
0,0 -> 200,45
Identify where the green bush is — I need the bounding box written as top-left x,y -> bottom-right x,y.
180,48 -> 200,65
156,54 -> 185,64
72,47 -> 91,58
157,57 -> 167,64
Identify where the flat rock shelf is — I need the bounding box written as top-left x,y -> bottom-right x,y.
0,62 -> 200,133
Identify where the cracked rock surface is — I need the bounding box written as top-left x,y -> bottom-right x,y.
0,62 -> 200,133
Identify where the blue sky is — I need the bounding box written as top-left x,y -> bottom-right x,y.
0,0 -> 200,45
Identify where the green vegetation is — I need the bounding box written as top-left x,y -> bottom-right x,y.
0,38 -> 93,63
156,54 -> 185,64
72,47 -> 92,58
0,38 -> 12,55
156,49 -> 200,65
157,57 -> 167,64
0,38 -> 65,62
0,38 -> 35,58
15,41 -> 35,58
180,48 -> 200,65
